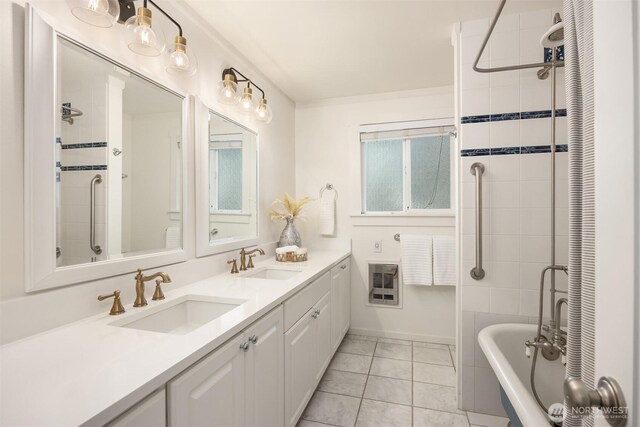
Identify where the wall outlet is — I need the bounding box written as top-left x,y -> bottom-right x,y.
373,240 -> 382,253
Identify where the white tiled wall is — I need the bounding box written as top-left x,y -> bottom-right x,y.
456,6 -> 566,416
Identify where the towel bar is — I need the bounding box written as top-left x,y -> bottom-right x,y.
319,183 -> 338,200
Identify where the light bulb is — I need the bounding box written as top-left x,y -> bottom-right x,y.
255,98 -> 273,124
67,0 -> 119,28
217,73 -> 240,105
166,35 -> 197,76
239,86 -> 255,113
124,7 -> 164,57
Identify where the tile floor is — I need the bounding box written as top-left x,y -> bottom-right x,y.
298,334 -> 508,427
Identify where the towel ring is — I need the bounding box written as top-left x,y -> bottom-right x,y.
319,183 -> 338,201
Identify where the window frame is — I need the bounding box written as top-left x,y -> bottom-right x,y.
360,118 -> 456,216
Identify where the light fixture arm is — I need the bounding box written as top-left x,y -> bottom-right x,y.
144,0 -> 183,36
225,67 -> 266,99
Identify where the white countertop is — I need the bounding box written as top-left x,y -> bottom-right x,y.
0,250 -> 350,426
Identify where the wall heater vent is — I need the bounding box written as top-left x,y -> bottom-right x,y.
368,263 -> 399,305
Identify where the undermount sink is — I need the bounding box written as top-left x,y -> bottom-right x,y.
243,266 -> 302,280
112,295 -> 246,335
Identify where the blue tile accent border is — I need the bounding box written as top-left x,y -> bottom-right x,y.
60,165 -> 107,171
461,108 -> 566,124
61,142 -> 107,149
461,144 -> 568,157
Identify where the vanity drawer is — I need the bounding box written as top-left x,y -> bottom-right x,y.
284,271 -> 331,331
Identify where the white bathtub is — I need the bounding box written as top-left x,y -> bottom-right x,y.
478,323 -> 566,426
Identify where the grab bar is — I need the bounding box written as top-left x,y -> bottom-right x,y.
90,174 -> 103,255
470,163 -> 485,280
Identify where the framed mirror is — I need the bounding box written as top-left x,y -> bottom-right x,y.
24,5 -> 191,291
195,102 -> 258,257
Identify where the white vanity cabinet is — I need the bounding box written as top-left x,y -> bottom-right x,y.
283,271 -> 333,427
167,306 -> 284,427
106,388 -> 166,427
331,259 -> 351,352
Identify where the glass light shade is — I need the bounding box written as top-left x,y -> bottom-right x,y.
217,74 -> 240,105
124,8 -> 164,57
166,36 -> 198,77
255,98 -> 273,124
67,0 -> 119,28
239,86 -> 256,113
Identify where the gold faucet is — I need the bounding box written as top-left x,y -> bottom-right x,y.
134,269 -> 171,307
239,247 -> 265,271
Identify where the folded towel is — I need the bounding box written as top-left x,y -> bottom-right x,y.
433,236 -> 456,286
401,235 -> 433,286
165,226 -> 180,249
318,193 -> 336,236
276,245 -> 299,254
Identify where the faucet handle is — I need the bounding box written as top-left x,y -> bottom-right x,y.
152,279 -> 166,301
228,259 -> 239,274
97,290 -> 125,315
247,254 -> 256,269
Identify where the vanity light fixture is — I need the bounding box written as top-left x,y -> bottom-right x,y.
66,0 -> 120,28
67,0 -> 197,76
217,68 -> 273,124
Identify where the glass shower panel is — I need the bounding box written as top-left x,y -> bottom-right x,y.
364,139 -> 403,211
217,148 -> 242,211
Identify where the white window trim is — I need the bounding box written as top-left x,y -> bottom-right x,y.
359,118 -> 456,216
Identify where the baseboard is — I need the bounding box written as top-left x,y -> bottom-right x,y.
347,327 -> 455,345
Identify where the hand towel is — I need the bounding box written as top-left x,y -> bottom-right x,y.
433,236 -> 457,286
401,234 -> 433,286
165,226 -> 180,249
318,193 -> 336,236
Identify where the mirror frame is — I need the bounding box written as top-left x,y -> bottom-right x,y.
24,4 -> 193,292
195,99 -> 259,257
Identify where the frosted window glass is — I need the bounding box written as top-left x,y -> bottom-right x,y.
217,149 -> 242,210
365,139 -> 403,211
410,135 -> 451,209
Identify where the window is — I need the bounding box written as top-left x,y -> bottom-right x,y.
361,121 -> 454,213
209,137 -> 243,212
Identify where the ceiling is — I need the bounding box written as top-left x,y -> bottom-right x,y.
184,0 -> 559,103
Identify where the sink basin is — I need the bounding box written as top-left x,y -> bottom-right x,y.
244,267 -> 301,280
112,295 -> 246,335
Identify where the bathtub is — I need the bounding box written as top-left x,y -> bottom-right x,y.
478,323 -> 566,426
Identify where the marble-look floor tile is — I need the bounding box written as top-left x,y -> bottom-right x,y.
363,375 -> 412,405
355,399 -> 412,427
374,342 -> 412,361
413,407 -> 470,427
377,337 -> 412,345
413,382 -> 463,414
302,391 -> 361,427
413,362 -> 457,387
413,341 -> 450,350
297,420 -> 335,427
338,337 -> 377,356
318,369 -> 368,397
329,352 -> 373,374
413,347 -> 453,366
347,334 -> 378,342
369,357 -> 412,380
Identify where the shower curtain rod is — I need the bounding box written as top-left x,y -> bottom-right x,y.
472,0 -> 565,74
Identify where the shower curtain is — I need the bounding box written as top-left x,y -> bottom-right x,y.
563,1 -> 595,426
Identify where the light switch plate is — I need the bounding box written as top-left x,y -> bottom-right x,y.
373,240 -> 382,253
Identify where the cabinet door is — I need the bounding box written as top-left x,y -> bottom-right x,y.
339,260 -> 351,338
284,308 -> 316,427
107,388 -> 166,427
245,306 -> 284,427
168,334 -> 247,427
314,291 -> 332,383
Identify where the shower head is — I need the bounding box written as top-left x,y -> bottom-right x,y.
540,16 -> 564,48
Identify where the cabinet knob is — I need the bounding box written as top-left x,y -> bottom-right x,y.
249,335 -> 258,344
240,341 -> 250,352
